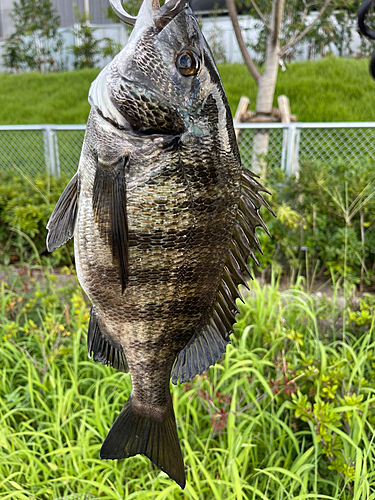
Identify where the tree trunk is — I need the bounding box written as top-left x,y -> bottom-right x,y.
252,0 -> 284,175
225,0 -> 332,175
225,0 -> 261,84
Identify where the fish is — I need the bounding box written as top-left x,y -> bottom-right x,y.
46,0 -> 273,489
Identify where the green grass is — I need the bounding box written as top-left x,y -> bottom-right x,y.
0,69 -> 99,125
1,267 -> 375,499
0,58 -> 374,125
220,57 -> 375,121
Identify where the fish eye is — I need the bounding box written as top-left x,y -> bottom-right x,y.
176,50 -> 199,76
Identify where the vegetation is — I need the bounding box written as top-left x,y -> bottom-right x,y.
0,59 -> 375,124
253,158 -> 375,290
0,266 -> 374,499
0,50 -> 374,499
0,171 -> 73,267
70,6 -> 121,70
2,0 -> 63,73
0,70 -> 95,124
219,58 -> 375,121
1,154 -> 374,289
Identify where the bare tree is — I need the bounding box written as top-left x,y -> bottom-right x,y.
225,0 -> 337,172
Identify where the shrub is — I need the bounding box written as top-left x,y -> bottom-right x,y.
1,159 -> 374,291
0,170 -> 73,266
256,158 -> 375,290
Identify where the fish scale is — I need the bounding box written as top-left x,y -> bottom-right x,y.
46,0 -> 273,490
78,111 -> 236,369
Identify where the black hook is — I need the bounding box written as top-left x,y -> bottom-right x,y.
358,0 -> 375,78
358,0 -> 375,38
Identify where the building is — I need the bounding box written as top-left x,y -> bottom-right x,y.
0,0 -> 114,40
0,0 -> 365,71
0,0 -> 13,39
0,0 -> 129,71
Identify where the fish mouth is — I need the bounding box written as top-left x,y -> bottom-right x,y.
89,0 -> 193,133
109,0 -> 189,30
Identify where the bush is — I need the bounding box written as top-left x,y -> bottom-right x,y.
256,158 -> 375,290
1,160 -> 375,291
0,170 -> 73,266
1,60 -> 373,289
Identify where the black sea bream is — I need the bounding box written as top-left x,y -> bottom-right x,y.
46,0 -> 272,488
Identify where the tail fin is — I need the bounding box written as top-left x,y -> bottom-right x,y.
100,396 -> 186,489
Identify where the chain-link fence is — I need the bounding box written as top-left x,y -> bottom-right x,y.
0,125 -> 85,178
1,123 -> 375,178
237,122 -> 375,174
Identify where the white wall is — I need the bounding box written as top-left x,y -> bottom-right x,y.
199,14 -> 365,63
0,12 -> 368,73
0,0 -> 14,39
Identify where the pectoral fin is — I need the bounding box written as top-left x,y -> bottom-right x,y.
93,157 -> 129,293
46,173 -> 79,252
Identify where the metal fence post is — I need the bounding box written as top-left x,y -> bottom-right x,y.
43,126 -> 59,177
53,129 -> 61,177
286,123 -> 296,175
43,127 -> 50,175
281,126 -> 288,171
292,127 -> 301,176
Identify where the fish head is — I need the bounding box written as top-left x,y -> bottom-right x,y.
89,0 -> 230,138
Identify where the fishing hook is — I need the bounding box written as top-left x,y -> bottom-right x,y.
358,0 -> 375,78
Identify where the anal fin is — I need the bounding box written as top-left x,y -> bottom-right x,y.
87,307 -> 128,372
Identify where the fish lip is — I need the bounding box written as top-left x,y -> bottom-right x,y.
123,0 -> 189,43
152,0 -> 190,30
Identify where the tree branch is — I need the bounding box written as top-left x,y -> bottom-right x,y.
249,0 -> 271,32
279,0 -> 331,57
300,3 -> 310,29
273,0 -> 285,44
225,0 -> 261,84
285,3 -> 308,51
